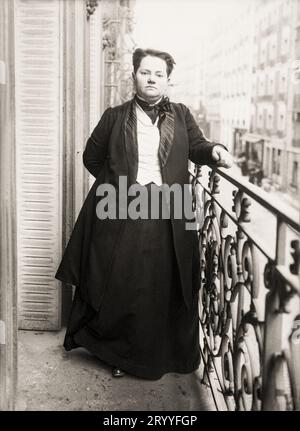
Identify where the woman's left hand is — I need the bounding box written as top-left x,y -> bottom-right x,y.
212,145 -> 233,169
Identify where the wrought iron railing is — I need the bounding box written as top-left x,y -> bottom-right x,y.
191,164 -> 300,411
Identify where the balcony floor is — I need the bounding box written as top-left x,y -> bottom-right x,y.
16,329 -> 216,411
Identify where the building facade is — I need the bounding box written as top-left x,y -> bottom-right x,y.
175,0 -> 299,203
288,0 -> 300,200
171,44 -> 210,137
205,31 -> 222,144
220,1 -> 254,156
247,0 -> 299,199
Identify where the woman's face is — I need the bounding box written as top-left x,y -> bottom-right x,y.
133,55 -> 170,104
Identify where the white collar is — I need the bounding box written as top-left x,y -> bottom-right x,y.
135,102 -> 159,126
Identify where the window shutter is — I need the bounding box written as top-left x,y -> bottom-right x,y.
15,0 -> 62,330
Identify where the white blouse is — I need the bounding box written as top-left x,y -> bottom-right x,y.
135,101 -> 163,186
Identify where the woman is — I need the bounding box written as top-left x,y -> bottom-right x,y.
55,48 -> 232,380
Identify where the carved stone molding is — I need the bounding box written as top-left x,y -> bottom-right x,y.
86,0 -> 99,19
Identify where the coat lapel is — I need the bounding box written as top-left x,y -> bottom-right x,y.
158,105 -> 175,167
123,98 -> 138,184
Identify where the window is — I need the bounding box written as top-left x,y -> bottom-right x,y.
266,39 -> 270,62
267,113 -> 273,129
272,8 -> 278,25
263,109 -> 267,129
271,148 -> 281,175
270,34 -> 277,61
280,114 -> 285,130
260,39 -> 267,64
279,74 -> 287,93
281,26 -> 290,55
264,74 -> 268,95
276,149 -> 281,175
267,72 -> 275,95
259,75 -> 265,96
266,147 -> 270,175
272,148 -> 276,173
277,103 -> 286,131
291,161 -> 298,188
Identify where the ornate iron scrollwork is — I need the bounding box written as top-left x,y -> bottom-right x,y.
192,165 -> 300,411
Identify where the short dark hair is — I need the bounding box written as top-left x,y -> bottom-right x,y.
132,48 -> 176,77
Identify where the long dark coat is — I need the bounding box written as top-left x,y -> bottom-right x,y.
55,98 -> 222,312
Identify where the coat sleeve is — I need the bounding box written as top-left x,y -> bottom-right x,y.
183,105 -> 227,165
83,107 -> 113,178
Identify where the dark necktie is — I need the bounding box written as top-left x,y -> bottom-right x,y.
135,95 -> 171,125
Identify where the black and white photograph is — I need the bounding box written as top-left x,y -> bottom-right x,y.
0,0 -> 300,415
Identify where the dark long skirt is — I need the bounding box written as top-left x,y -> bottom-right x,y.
63,184 -> 201,380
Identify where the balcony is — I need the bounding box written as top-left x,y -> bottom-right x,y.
17,329 -> 216,411
265,129 -> 272,137
190,165 -> 300,411
257,95 -> 273,102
